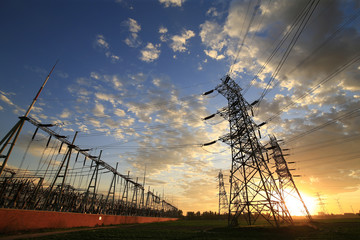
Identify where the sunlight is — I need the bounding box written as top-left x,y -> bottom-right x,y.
284,192 -> 317,216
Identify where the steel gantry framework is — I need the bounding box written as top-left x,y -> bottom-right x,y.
268,135 -> 312,221
0,116 -> 180,218
215,75 -> 292,227
217,170 -> 228,215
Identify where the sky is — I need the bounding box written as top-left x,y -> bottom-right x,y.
0,0 -> 360,216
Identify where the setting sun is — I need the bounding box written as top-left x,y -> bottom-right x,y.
284,193 -> 317,216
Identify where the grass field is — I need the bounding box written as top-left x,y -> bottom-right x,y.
7,217 -> 360,240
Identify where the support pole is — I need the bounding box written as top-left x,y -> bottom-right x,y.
0,61 -> 58,176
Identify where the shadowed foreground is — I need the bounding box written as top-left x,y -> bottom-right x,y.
1,218 -> 360,240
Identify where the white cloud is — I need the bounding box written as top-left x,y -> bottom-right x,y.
95,35 -> 120,62
104,75 -> 124,91
0,93 -> 14,106
95,92 -> 120,106
199,21 -> 227,51
204,49 -> 225,60
114,108 -> 126,117
59,109 -> 71,119
159,26 -> 168,34
93,103 -> 106,117
206,7 -> 219,17
96,34 -> 109,49
170,30 -> 195,52
159,0 -> 184,8
159,26 -> 168,42
124,18 -> 142,48
0,90 -> 25,114
140,43 -> 161,62
152,78 -> 161,87
90,72 -> 101,80
127,18 -> 141,33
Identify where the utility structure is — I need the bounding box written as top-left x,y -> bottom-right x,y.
0,62 -> 57,176
268,135 -> 312,221
217,170 -> 228,215
316,192 -> 328,215
211,75 -> 292,227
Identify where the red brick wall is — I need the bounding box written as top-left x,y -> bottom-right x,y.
0,208 -> 178,233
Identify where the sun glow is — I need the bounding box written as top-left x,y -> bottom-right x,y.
284,193 -> 317,216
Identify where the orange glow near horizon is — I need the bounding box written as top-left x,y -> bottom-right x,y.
284,193 -> 317,216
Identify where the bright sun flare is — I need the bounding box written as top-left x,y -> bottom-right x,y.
284,193 -> 317,216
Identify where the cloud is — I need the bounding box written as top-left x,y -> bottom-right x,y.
124,18 -> 142,48
140,43 -> 161,62
0,93 -> 15,106
159,0 -> 184,8
159,26 -> 168,34
95,35 -> 120,62
59,109 -> 71,119
93,103 -> 106,117
199,21 -> 227,52
96,34 -> 109,49
206,7 -> 219,17
159,26 -> 168,42
204,49 -> 225,60
114,108 -> 126,117
0,90 -> 25,114
169,30 -> 195,52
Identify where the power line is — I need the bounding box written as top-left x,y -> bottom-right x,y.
285,108 -> 360,144
255,0 -> 320,110
265,54 -> 360,123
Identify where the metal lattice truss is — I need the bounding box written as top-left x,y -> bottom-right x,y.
268,135 -> 312,221
216,75 -> 293,227
0,117 -> 179,218
217,170 -> 228,215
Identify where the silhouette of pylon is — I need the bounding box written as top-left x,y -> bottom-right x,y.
268,135 -> 312,221
217,170 -> 228,215
216,75 -> 292,227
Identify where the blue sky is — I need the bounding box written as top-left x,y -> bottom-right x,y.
1,0 -> 360,214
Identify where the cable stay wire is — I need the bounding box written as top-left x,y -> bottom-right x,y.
285,108 -> 360,144
229,0 -> 262,75
286,7 -> 360,77
289,133 -> 360,154
265,53 -> 360,123
241,0 -> 317,95
254,0 -> 320,111
201,145 -> 229,154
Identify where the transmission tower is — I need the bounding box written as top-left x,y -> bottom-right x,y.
268,135 -> 312,221
217,170 -> 228,215
215,75 -> 292,227
336,199 -> 344,214
316,192 -> 328,215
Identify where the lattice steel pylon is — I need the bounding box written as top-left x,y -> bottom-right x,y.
268,135 -> 312,221
216,75 -> 292,227
217,170 -> 228,215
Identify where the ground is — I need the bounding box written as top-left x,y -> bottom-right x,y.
1,218 -> 359,240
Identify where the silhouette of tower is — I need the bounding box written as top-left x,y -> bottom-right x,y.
336,199 -> 344,214
217,170 -> 228,215
316,192 -> 328,215
216,75 -> 292,227
269,135 -> 312,221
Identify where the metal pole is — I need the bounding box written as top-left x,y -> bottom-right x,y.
0,61 -> 58,176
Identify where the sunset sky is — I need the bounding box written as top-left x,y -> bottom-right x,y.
0,0 -> 359,215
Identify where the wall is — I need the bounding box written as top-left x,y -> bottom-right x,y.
0,208 -> 178,233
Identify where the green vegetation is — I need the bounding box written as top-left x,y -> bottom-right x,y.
16,218 -> 360,240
